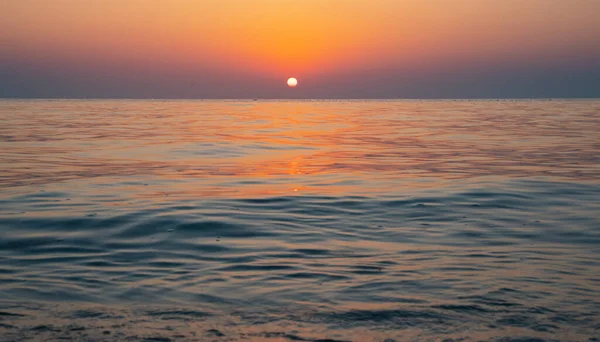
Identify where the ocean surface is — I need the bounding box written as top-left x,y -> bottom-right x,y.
0,99 -> 599,342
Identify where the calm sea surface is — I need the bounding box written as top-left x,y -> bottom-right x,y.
0,100 -> 599,341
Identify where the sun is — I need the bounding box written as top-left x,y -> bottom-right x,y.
287,77 -> 298,88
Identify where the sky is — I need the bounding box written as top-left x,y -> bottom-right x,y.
1,0 -> 600,99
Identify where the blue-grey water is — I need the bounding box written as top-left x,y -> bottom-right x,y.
0,99 -> 599,341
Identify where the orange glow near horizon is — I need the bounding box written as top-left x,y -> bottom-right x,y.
2,0 -> 600,81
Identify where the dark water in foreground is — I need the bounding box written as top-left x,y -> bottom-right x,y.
0,100 -> 599,341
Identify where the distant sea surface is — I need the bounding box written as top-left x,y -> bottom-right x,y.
0,99 -> 599,342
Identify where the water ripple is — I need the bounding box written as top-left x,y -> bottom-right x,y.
1,100 -> 599,341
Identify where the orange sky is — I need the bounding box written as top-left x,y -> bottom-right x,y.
1,0 -> 600,98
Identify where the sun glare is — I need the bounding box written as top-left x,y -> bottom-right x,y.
287,78 -> 298,88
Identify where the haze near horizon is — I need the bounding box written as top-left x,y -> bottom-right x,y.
1,0 -> 600,98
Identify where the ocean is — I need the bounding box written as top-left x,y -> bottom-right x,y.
0,99 -> 599,341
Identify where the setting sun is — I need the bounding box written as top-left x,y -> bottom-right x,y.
1,1 -> 600,340
287,78 -> 298,88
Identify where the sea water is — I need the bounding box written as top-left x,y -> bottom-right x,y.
0,99 -> 599,341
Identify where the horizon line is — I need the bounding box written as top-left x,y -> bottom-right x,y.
1,97 -> 599,101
